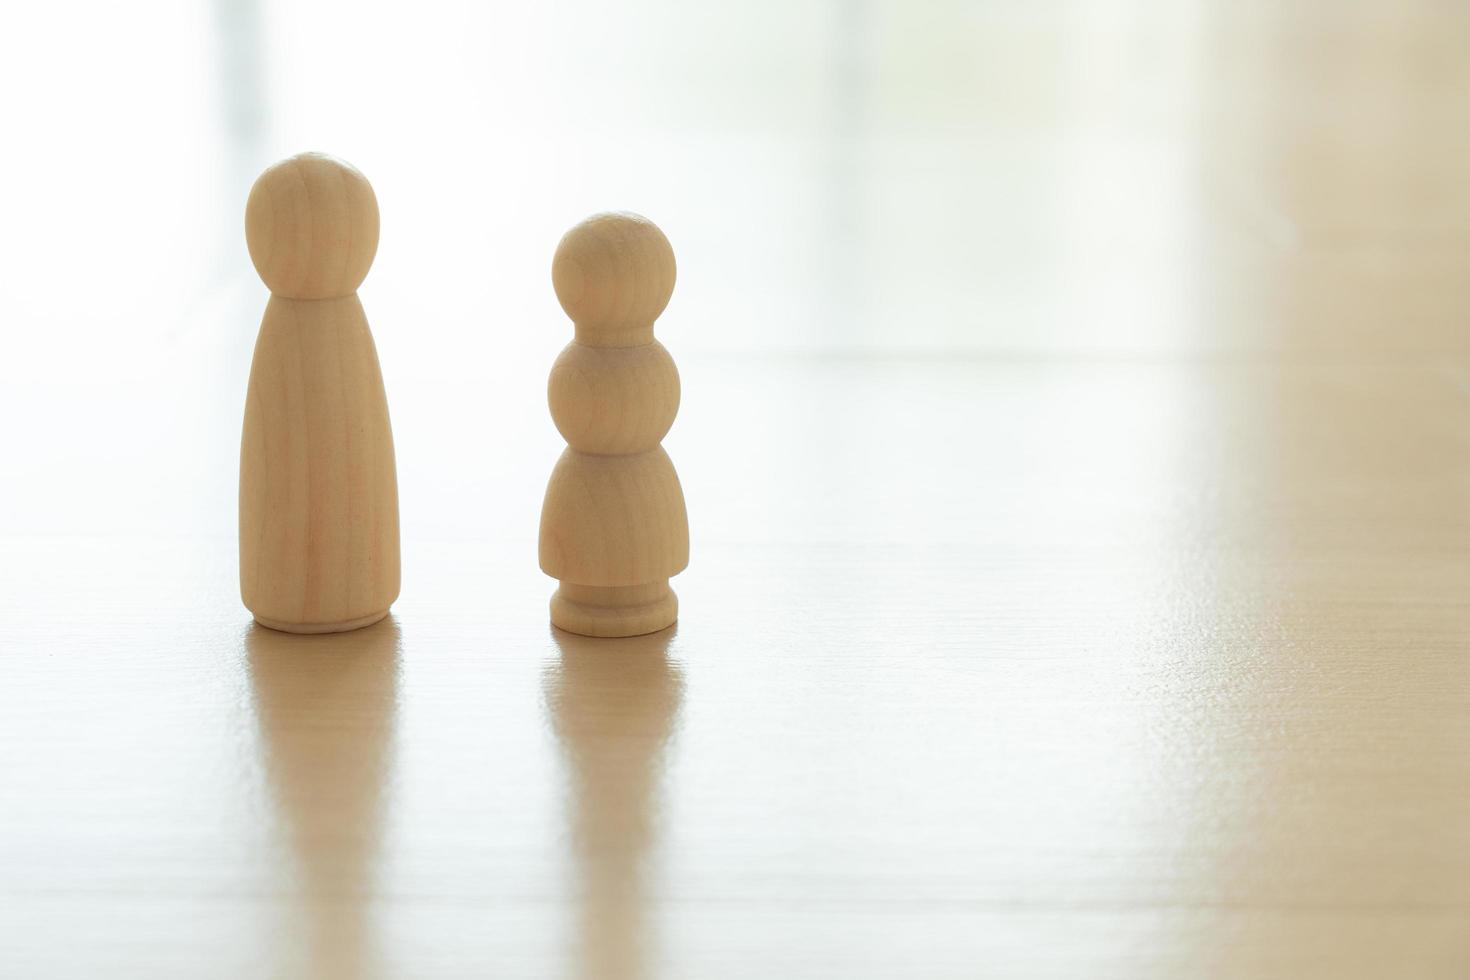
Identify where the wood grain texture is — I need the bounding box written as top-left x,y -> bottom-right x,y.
244,153 -> 379,301
6,2 -> 1470,977
540,214 -> 689,636
239,154 -> 400,633
7,353 -> 1470,979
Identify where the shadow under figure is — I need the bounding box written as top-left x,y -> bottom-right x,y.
244,617 -> 402,980
543,625 -> 686,980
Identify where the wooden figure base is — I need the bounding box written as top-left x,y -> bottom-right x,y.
550,580 -> 677,638
252,609 -> 391,635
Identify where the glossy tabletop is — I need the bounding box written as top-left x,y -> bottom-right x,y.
3,1 -> 1470,977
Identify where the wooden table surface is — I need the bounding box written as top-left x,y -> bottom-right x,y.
4,2 -> 1470,978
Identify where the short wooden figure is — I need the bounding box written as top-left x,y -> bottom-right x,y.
539,213 -> 690,637
239,152 -> 401,633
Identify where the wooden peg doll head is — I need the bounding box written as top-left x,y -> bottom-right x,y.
245,152 -> 380,300
552,212 -> 676,348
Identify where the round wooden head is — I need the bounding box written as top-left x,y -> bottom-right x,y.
552,213 -> 676,347
245,153 -> 379,299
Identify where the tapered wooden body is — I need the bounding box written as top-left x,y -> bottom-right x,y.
240,296 -> 400,632
239,152 -> 399,633
540,213 -> 689,637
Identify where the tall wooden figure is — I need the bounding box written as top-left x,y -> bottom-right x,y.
540,213 -> 689,637
239,153 -> 401,634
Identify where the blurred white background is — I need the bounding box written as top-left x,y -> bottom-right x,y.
1,0 -> 1466,545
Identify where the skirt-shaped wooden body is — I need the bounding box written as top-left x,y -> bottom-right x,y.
239,295 -> 401,633
539,447 -> 689,636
